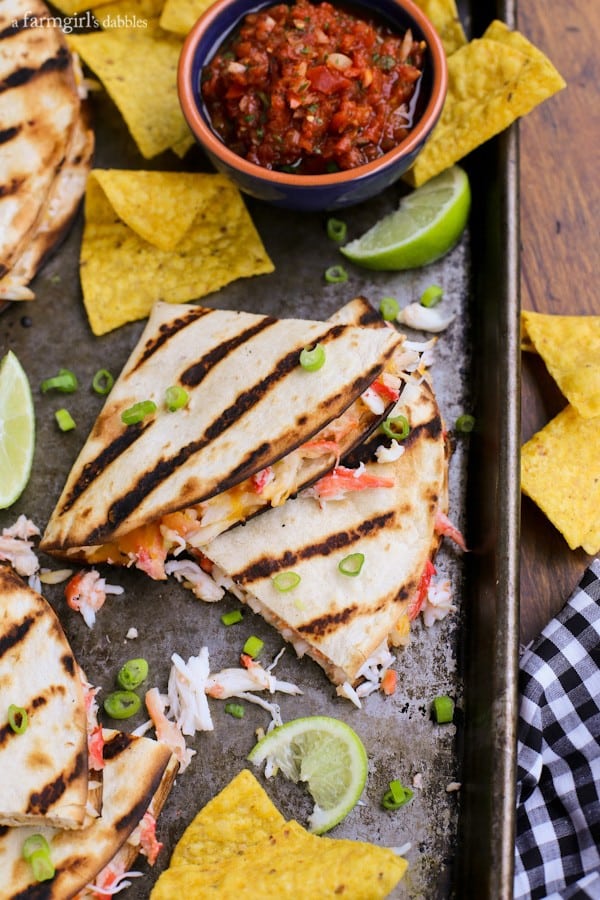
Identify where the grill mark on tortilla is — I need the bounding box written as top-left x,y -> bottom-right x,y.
81,325 -> 357,542
103,730 -> 134,760
114,762 -> 168,835
133,307 -> 213,371
57,421 -> 150,515
231,512 -> 395,584
0,46 -> 70,93
26,742 -> 83,817
298,604 -> 361,637
0,613 -> 35,660
180,316 -> 277,388
61,652 -> 76,676
0,125 -> 20,145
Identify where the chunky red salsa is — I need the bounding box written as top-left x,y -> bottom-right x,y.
201,0 -> 426,173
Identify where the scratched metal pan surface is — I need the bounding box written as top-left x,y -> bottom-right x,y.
0,0 -> 519,894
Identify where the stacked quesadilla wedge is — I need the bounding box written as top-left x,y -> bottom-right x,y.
0,729 -> 178,899
0,0 -> 93,303
41,302 -> 402,577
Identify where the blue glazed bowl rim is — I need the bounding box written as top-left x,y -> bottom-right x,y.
178,0 -> 448,189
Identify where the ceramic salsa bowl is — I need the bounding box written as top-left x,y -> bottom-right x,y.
178,0 -> 447,212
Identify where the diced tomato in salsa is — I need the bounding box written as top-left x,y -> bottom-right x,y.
201,0 -> 426,173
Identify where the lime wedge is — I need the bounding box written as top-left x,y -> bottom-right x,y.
341,165 -> 471,270
248,715 -> 368,834
0,351 -> 35,509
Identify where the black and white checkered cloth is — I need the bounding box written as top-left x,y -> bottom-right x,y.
515,558 -> 600,899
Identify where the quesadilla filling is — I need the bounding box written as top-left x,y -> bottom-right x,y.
68,379 -> 400,579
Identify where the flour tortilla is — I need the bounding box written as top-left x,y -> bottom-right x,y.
41,302 -> 401,553
204,373 -> 448,686
0,566 -> 90,830
0,730 -> 177,900
0,0 -> 86,293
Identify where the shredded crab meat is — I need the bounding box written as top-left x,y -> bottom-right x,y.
145,686 -> 196,772
0,516 -> 40,576
421,576 -> 456,628
434,511 -> 467,551
83,869 -> 144,897
65,569 -> 124,628
360,386 -> 386,415
167,649 -> 214,734
336,681 -> 362,708
164,559 -> 224,601
375,439 -> 405,463
398,302 -> 455,333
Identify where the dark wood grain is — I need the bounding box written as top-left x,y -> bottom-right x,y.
518,0 -> 599,643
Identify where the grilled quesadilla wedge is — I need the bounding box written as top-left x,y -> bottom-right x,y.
0,0 -> 85,296
200,373 -> 449,688
0,730 -> 178,899
41,302 -> 401,574
0,566 -> 94,830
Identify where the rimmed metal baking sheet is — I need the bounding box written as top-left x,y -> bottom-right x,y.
0,0 -> 519,895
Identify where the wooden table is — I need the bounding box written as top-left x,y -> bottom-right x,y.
517,0 -> 599,644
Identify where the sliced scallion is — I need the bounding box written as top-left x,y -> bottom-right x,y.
326,218 -> 347,243
382,414 -> 410,440
455,413 -> 475,434
8,704 -> 28,734
22,834 -> 51,861
103,690 -> 141,719
324,264 -> 348,284
221,609 -> 244,626
117,658 -> 149,691
299,344 -> 326,372
29,851 -> 55,882
379,297 -> 399,321
338,553 -> 365,577
272,571 -> 301,592
420,285 -> 444,308
92,369 -> 114,395
165,385 -> 189,412
224,702 -> 245,718
121,399 -> 157,425
55,408 -> 76,432
41,368 -> 78,393
243,635 -> 264,658
382,779 -> 413,810
432,695 -> 455,724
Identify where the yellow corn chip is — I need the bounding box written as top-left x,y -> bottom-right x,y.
152,775 -> 407,900
68,27 -> 188,159
521,405 -> 600,555
406,30 -> 565,186
80,171 -> 274,335
91,0 -> 165,26
170,770 -> 285,868
160,0 -> 215,35
521,311 -> 600,419
412,0 -> 467,56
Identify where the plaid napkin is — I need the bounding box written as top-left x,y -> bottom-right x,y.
515,558 -> 600,899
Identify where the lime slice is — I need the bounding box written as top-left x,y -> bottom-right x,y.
247,715 -> 368,834
341,165 -> 471,270
0,351 -> 35,509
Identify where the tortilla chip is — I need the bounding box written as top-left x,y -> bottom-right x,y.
170,769 -> 286,868
521,405 -> 600,555
160,0 -> 215,35
80,170 -> 274,334
406,28 -> 565,186
411,0 -> 466,55
521,311 -> 600,419
68,26 -> 189,158
153,771 -> 407,898
91,0 -> 166,25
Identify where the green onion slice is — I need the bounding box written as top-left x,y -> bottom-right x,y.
338,553 -> 365,577
117,658 -> 149,691
221,609 -> 243,626
121,399 -> 157,425
379,297 -> 399,321
326,218 -> 347,243
92,369 -> 114,395
272,571 -> 301,592
224,702 -> 245,719
420,285 -> 444,308
299,344 -> 326,372
55,408 -> 76,432
455,413 -> 476,434
22,834 -> 51,861
165,385 -> 189,412
103,690 -> 141,719
29,851 -> 55,882
382,414 -> 410,440
382,779 -> 414,810
242,635 -> 264,659
432,694 -> 455,724
41,368 -> 78,393
8,704 -> 28,734
324,264 -> 348,284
